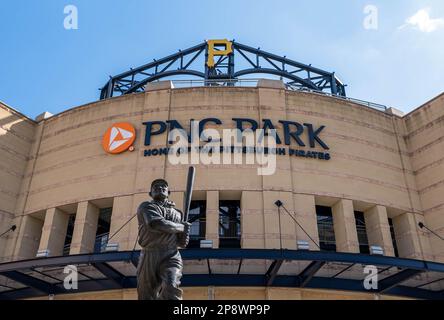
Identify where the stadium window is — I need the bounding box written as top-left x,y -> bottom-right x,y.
316,206 -> 336,251
219,200 -> 241,248
354,211 -> 370,254
388,218 -> 399,257
27,213 -> 45,258
187,200 -> 206,248
63,215 -> 76,256
94,207 -> 112,253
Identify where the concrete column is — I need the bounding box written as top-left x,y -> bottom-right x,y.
69,201 -> 100,255
108,196 -> 133,251
13,214 -> 44,260
393,212 -> 432,260
364,205 -> 395,257
206,191 -> 219,248
292,194 -> 320,251
241,191 -> 265,248
38,208 -> 70,257
129,194 -> 147,251
424,210 -> 444,262
332,199 -> 359,253
0,214 -> 12,262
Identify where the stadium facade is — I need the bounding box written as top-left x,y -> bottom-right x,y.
0,40 -> 443,300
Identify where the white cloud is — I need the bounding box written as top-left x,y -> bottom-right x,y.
400,8 -> 444,33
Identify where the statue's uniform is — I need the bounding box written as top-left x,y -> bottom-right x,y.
136,200 -> 185,300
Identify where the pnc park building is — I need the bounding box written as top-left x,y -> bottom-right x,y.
0,40 -> 443,300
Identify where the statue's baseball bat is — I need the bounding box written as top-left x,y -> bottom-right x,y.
183,166 -> 196,222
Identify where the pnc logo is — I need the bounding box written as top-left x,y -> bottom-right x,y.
102,122 -> 136,154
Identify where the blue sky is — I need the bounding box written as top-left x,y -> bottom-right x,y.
1,0 -> 443,119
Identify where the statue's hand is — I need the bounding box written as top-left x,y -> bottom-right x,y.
178,222 -> 191,248
178,234 -> 189,248
182,222 -> 192,235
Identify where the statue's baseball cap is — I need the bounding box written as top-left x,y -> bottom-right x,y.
150,179 -> 168,189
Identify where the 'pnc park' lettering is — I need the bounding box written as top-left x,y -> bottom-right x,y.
143,118 -> 329,150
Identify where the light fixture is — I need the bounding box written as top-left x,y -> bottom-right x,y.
297,240 -> 310,251
36,249 -> 50,258
200,240 -> 213,249
370,245 -> 384,255
104,243 -> 119,252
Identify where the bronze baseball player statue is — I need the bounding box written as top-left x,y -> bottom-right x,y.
136,168 -> 195,300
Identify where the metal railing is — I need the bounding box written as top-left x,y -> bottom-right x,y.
170,78 -> 259,88
285,84 -> 388,111
62,233 -> 110,256
162,78 -> 388,112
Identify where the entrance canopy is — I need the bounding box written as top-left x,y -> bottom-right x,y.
0,249 -> 443,300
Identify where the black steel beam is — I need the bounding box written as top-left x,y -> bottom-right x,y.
100,43 -> 207,98
265,259 -> 284,286
130,252 -> 139,268
184,48 -> 204,69
1,274 -> 440,300
377,265 -> 393,275
0,251 -> 140,273
0,271 -> 60,295
92,263 -> 126,288
31,268 -> 63,283
379,269 -> 424,293
99,41 -> 347,100
234,47 -> 257,68
0,278 -> 136,300
299,261 -> 326,288
233,42 -> 332,76
206,259 -> 212,275
234,68 -> 318,90
331,263 -> 355,278
237,259 -> 243,275
124,69 -> 205,94
2,250 -> 441,274
416,276 -> 444,288
0,283 -> 14,290
114,42 -> 206,79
